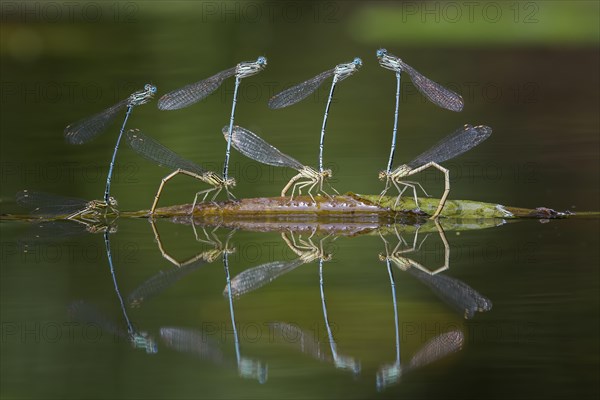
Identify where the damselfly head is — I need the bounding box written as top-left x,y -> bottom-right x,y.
130,85 -> 156,105
225,177 -> 237,188
353,57 -> 363,67
144,84 -> 158,94
107,197 -> 118,207
236,58 -> 268,78
378,252 -> 387,261
393,257 -> 412,271
378,170 -> 389,181
377,50 -> 402,72
321,169 -> 333,178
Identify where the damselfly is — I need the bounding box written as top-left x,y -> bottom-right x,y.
65,84 -> 156,203
379,124 -> 492,218
125,129 -> 236,214
269,57 -> 361,175
222,125 -> 335,201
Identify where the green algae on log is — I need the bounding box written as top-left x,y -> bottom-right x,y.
138,193 -> 577,219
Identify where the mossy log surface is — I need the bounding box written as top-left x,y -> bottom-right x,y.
138,193 -> 581,220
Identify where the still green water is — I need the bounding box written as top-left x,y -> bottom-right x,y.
1,2 -> 599,399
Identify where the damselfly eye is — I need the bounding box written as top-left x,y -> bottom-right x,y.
353,57 -> 362,66
257,56 -> 267,65
376,48 -> 387,57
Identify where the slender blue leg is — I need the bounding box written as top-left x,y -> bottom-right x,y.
319,76 -> 338,172
104,105 -> 133,203
386,72 -> 401,174
223,76 -> 241,183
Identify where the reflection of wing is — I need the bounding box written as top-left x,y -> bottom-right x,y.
158,67 -> 236,110
407,330 -> 464,371
68,300 -> 128,339
160,327 -> 225,365
269,322 -> 331,362
408,269 -> 492,319
225,258 -> 305,299
268,69 -> 335,109
22,221 -> 96,242
128,259 -> 207,307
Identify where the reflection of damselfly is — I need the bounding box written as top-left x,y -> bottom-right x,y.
69,300 -> 157,354
380,221 -> 492,319
16,190 -> 118,223
224,230 -> 330,299
126,130 -> 236,214
227,231 -> 359,375
69,230 -> 157,354
222,251 -> 268,382
379,219 -> 450,276
150,220 -> 236,267
128,223 -> 235,307
376,249 -> 464,390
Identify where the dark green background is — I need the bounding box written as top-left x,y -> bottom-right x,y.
1,1 -> 598,399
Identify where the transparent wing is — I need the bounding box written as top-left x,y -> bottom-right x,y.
16,190 -> 89,216
68,300 -> 127,338
126,130 -> 207,175
158,67 -> 236,110
64,99 -> 128,144
407,125 -> 492,169
268,322 -> 331,362
268,69 -> 335,109
401,62 -> 464,112
160,327 -> 225,364
408,268 -> 492,319
223,125 -> 305,170
128,259 -> 207,307
224,258 -> 305,299
407,330 -> 464,371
